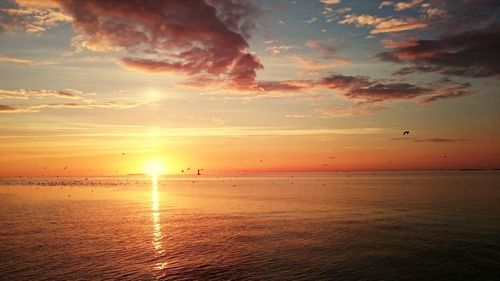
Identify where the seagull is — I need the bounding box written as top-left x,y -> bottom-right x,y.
403,130 -> 410,136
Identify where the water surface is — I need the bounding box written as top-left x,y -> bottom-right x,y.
1,172 -> 499,280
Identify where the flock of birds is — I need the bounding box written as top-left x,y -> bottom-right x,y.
5,129 -> 458,184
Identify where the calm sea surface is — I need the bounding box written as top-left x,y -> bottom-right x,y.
0,172 -> 499,280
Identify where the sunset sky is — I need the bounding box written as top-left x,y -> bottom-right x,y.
0,0 -> 498,176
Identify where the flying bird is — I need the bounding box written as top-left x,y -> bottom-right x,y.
403,130 -> 410,136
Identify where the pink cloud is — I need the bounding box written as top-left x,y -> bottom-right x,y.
54,0 -> 262,89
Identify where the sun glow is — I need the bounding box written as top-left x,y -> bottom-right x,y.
144,159 -> 166,178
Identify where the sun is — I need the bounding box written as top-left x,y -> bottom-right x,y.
144,159 -> 166,177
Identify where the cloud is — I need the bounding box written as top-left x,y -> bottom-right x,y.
0,87 -> 144,113
425,7 -> 447,18
0,54 -> 57,65
0,104 -> 20,112
0,0 -> 71,33
438,0 -> 499,34
378,26 -> 500,77
338,14 -> 427,34
0,88 -> 83,100
265,44 -> 298,55
53,0 -> 263,89
0,101 -> 142,113
380,38 -> 418,49
316,74 -> 475,106
317,74 -> 432,104
305,17 -> 317,24
285,114 -> 314,118
378,1 -> 394,9
305,40 -> 337,58
320,0 -> 341,5
0,89 -> 29,99
339,14 -> 384,27
257,80 -> 313,92
316,104 -> 387,117
0,54 -> 32,64
371,18 -> 427,34
291,55 -> 346,70
394,0 -> 423,11
391,137 -> 465,143
418,82 -> 472,104
56,89 -> 82,98
345,82 -> 430,102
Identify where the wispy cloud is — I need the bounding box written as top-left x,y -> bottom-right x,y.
291,55 -> 346,70
391,137 -> 466,143
316,104 -> 388,117
0,54 -> 56,65
0,101 -> 144,113
0,88 -> 145,113
339,14 -> 427,34
265,44 -> 299,55
0,88 -> 83,100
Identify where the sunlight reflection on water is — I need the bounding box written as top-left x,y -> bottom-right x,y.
151,175 -> 167,277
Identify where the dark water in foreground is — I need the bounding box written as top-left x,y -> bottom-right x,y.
0,172 -> 499,281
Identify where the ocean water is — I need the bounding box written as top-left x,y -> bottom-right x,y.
0,172 -> 499,281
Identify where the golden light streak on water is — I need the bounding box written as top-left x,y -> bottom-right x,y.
151,175 -> 167,276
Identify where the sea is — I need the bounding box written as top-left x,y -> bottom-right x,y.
0,171 -> 499,280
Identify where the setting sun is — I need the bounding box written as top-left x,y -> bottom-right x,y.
0,0 -> 499,280
144,159 -> 166,177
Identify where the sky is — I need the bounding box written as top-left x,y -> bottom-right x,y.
0,0 -> 499,176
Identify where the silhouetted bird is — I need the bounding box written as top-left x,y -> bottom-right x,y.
403,131 -> 410,136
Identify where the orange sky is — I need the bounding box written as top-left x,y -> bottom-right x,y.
0,0 -> 499,176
